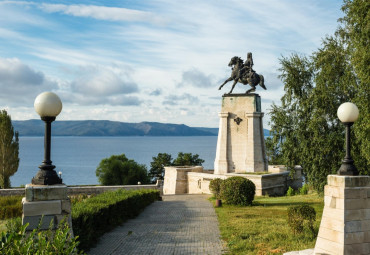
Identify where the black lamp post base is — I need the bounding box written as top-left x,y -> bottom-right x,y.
32,169 -> 63,185
337,160 -> 359,176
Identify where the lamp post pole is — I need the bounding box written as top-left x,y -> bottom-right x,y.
337,122 -> 358,175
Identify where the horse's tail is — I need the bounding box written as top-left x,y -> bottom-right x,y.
259,74 -> 267,90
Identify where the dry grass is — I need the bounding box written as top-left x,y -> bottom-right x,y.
214,193 -> 324,255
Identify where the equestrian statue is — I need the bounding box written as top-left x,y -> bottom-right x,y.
219,52 -> 266,94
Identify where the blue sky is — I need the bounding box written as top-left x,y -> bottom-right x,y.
0,0 -> 343,128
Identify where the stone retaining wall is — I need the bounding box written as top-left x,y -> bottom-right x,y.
164,166 -> 303,196
0,183 -> 162,197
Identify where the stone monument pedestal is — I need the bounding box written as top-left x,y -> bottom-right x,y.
214,93 -> 268,174
22,184 -> 73,233
314,175 -> 370,255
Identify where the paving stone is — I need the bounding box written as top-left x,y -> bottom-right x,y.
88,195 -> 226,255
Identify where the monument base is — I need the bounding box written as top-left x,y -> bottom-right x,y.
22,184 -> 73,234
314,175 -> 370,255
214,94 -> 268,174
163,166 -> 302,196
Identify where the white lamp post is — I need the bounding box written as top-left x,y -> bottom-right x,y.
337,102 -> 359,176
32,92 -> 63,185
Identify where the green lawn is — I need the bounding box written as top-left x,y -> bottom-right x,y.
214,193 -> 324,255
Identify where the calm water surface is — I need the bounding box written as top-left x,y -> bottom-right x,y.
11,136 -> 217,187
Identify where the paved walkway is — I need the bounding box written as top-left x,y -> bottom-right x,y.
88,195 -> 226,255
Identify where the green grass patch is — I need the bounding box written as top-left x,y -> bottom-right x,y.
0,196 -> 23,220
214,193 -> 323,254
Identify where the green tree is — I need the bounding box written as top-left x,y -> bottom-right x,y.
172,152 -> 204,166
149,153 -> 172,180
0,110 -> 19,189
339,0 -> 370,167
268,0 -> 369,192
96,154 -> 149,185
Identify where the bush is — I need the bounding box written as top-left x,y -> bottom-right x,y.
286,186 -> 295,196
0,196 -> 22,220
287,204 -> 316,237
299,184 -> 309,195
1,217 -> 83,254
220,177 -> 255,206
5,217 -> 22,233
209,178 -> 223,199
96,154 -> 150,185
72,189 -> 160,251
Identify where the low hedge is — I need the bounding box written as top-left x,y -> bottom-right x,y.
0,196 -> 22,220
72,189 -> 160,251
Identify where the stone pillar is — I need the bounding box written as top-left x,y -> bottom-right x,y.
314,175 -> 370,255
22,184 -> 73,234
245,112 -> 268,172
213,94 -> 268,173
214,112 -> 229,174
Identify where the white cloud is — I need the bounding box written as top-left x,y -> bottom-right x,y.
180,68 -> 215,88
39,3 -> 165,24
71,66 -> 138,96
0,58 -> 58,105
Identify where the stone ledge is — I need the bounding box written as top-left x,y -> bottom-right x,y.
23,199 -> 62,216
0,184 -> 161,197
328,175 -> 370,188
25,184 -> 68,201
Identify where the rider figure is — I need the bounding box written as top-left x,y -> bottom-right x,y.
244,52 -> 255,79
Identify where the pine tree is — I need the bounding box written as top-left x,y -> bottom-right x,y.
149,153 -> 173,180
0,110 -> 19,188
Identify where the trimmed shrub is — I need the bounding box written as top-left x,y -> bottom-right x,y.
72,189 -> 160,251
0,196 -> 22,220
1,218 -> 83,254
209,178 -> 223,199
220,177 -> 255,206
299,184 -> 309,195
287,204 -> 316,236
286,186 -> 295,196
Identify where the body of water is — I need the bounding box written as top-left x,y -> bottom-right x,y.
10,136 -> 218,187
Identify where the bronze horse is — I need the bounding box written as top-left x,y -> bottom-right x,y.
219,56 -> 266,94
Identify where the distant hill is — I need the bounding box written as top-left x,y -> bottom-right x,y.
12,120 -> 270,137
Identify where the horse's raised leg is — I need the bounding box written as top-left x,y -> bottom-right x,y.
228,80 -> 238,94
219,77 -> 233,90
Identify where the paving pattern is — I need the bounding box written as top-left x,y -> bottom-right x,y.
88,194 -> 226,255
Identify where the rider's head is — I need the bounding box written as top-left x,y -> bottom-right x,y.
247,52 -> 252,59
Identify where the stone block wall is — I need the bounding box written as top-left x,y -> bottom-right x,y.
22,184 -> 72,231
314,175 -> 370,255
164,166 -> 302,196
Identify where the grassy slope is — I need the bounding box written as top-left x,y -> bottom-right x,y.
214,193 -> 324,255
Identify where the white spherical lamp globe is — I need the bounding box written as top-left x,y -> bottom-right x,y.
34,92 -> 63,117
337,102 -> 359,123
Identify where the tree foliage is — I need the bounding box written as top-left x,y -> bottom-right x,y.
0,110 -> 19,189
267,0 -> 369,192
149,153 -> 173,180
149,152 -> 205,180
172,152 -> 204,166
96,154 -> 149,185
